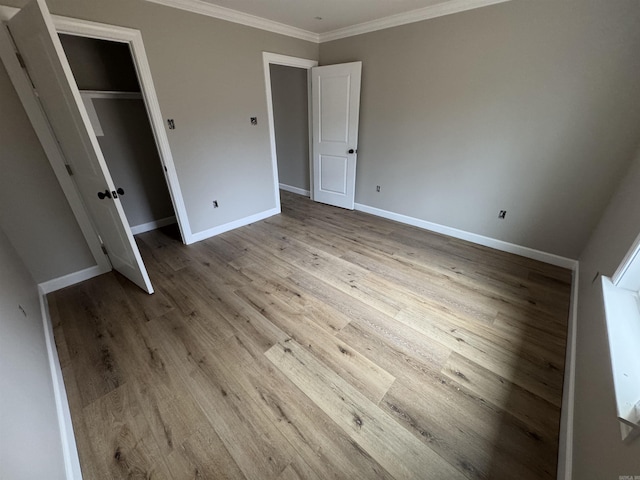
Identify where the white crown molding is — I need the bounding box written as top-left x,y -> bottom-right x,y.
319,0 -> 513,42
144,0 -> 511,44
145,0 -> 320,43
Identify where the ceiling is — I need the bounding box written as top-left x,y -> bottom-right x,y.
201,0 -> 460,33
147,0 -> 511,42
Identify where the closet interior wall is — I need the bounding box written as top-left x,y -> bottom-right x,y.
59,33 -> 175,234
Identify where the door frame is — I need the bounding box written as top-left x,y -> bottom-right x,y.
0,7 -> 193,274
53,15 -> 192,244
262,52 -> 317,208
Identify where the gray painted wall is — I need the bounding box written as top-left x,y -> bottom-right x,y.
320,0 -> 640,259
0,61 -> 95,283
34,0 -> 319,235
0,226 -> 66,479
59,33 -> 140,92
0,0 -> 318,283
572,144 -> 640,477
270,64 -> 310,192
94,98 -> 175,229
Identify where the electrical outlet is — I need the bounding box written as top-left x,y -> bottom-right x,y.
213,200 -> 219,208
376,185 -> 381,192
167,118 -> 175,130
498,210 -> 507,219
250,117 -> 257,126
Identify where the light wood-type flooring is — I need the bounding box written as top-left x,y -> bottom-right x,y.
49,190 -> 571,479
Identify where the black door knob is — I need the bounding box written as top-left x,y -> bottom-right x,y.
97,190 -> 112,200
348,149 -> 355,154
117,187 -> 125,196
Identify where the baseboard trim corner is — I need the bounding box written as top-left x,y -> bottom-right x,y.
38,289 -> 83,480
38,264 -> 109,294
187,207 -> 280,244
279,183 -> 310,197
354,203 -> 578,270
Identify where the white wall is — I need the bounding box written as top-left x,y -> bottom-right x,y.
320,0 -> 640,259
270,64 -> 310,192
572,144 -> 640,477
0,61 -> 95,283
0,226 -> 66,480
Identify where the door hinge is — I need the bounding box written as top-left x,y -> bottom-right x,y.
65,164 -> 73,175
101,244 -> 108,255
16,52 -> 26,69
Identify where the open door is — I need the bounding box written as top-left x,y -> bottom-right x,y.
311,61 -> 362,210
7,0 -> 153,293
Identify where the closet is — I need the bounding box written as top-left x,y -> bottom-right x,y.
59,34 -> 175,235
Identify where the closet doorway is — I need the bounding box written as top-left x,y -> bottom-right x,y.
59,34 -> 177,238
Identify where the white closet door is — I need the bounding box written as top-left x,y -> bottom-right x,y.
8,0 -> 153,293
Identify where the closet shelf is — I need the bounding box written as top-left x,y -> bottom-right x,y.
79,90 -> 142,100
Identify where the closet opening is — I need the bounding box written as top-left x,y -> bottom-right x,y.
59,33 -> 179,240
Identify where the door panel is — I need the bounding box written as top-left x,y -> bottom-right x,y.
319,155 -> 348,194
8,0 -> 153,293
312,62 -> 361,210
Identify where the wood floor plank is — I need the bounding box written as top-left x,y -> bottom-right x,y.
166,422 -> 246,480
395,306 -> 564,407
381,378 -> 557,480
151,313 -> 295,480
265,339 -> 465,480
441,352 -> 561,440
236,281 -> 396,404
218,334 -> 395,479
81,382 -> 174,480
49,190 -> 570,479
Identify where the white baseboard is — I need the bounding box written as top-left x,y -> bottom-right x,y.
279,183 -> 310,197
556,265 -> 579,479
130,215 -> 177,235
354,203 -> 578,270
187,207 -> 280,244
38,264 -> 109,294
38,288 -> 83,480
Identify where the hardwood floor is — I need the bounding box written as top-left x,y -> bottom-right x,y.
48,190 -> 571,479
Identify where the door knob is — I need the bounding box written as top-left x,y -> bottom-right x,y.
348,149 -> 355,154
117,187 -> 125,196
97,190 -> 112,200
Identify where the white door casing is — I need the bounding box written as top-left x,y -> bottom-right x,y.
8,0 -> 153,293
311,61 -> 362,210
262,52 -> 317,207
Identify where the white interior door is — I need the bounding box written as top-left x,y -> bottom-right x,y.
8,0 -> 154,293
311,61 -> 362,210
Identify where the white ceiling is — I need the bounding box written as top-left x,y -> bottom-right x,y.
201,0 -> 455,33
148,0 -> 511,42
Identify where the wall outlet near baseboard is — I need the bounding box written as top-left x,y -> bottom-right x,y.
498,210 -> 507,219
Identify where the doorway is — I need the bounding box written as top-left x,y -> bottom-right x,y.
263,53 -> 362,211
269,63 -> 311,198
263,53 -> 317,211
59,33 -> 177,237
